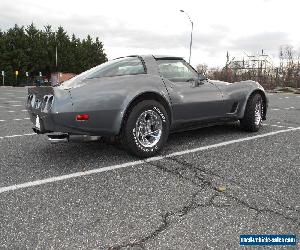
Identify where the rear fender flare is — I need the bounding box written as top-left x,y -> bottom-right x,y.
113,91 -> 172,135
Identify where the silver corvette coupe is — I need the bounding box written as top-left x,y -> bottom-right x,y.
27,55 -> 268,157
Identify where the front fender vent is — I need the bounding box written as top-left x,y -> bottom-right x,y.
230,102 -> 239,113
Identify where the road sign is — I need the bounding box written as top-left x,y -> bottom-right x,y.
39,72 -> 42,77
26,72 -> 29,77
1,71 -> 4,76
15,70 -> 19,76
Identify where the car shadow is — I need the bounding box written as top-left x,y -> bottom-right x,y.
38,122 -> 245,166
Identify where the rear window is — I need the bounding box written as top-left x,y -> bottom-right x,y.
87,57 -> 146,79
61,57 -> 146,89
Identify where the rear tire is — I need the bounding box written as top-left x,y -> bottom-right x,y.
121,100 -> 169,157
240,93 -> 263,132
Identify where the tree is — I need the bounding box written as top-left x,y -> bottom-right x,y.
0,23 -> 108,85
196,63 -> 208,75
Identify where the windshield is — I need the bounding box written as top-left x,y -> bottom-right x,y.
60,57 -> 144,89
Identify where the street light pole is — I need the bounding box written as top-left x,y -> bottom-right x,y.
180,10 -> 193,64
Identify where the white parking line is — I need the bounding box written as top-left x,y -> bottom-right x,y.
262,123 -> 295,129
0,133 -> 36,140
271,124 -> 285,128
0,126 -> 299,194
271,107 -> 297,111
0,118 -> 30,122
1,91 -> 27,93
0,110 -> 27,113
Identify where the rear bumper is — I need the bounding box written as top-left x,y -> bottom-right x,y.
28,110 -> 121,136
26,87 -> 84,134
28,110 -> 66,134
26,87 -> 121,136
27,107 -> 104,135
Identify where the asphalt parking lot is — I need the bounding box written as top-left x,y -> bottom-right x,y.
0,86 -> 299,249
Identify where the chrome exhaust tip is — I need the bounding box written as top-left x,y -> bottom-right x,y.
68,135 -> 101,142
47,134 -> 101,143
48,134 -> 69,143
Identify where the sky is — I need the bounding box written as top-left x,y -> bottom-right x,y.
0,0 -> 299,68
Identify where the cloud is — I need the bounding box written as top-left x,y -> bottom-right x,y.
229,31 -> 291,55
96,28 -> 226,50
0,8 -> 227,53
0,0 -> 299,67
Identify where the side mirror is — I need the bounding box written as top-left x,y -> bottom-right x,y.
194,74 -> 206,86
198,73 -> 207,81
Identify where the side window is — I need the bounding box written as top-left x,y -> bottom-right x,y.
157,59 -> 197,82
87,57 -> 145,79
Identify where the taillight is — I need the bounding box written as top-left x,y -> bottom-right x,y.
27,94 -> 34,106
47,96 -> 54,110
30,95 -> 36,107
41,96 -> 48,110
76,114 -> 89,121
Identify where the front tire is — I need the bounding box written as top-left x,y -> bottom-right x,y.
240,93 -> 263,132
121,100 -> 169,157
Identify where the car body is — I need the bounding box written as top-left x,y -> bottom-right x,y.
26,55 -> 268,156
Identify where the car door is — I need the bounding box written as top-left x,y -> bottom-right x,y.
157,59 -> 225,122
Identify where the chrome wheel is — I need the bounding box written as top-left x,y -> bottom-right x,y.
254,101 -> 262,126
135,109 -> 162,148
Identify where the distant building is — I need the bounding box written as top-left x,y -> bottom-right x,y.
51,72 -> 76,86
